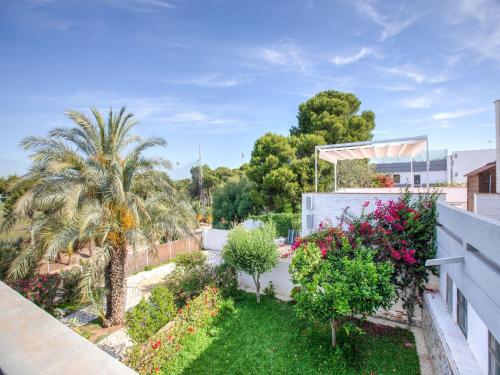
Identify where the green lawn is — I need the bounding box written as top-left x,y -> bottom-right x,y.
161,293 -> 421,375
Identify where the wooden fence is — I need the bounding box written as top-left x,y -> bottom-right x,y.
126,234 -> 202,275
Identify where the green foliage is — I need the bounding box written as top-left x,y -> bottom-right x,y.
290,240 -> 394,346
188,165 -> 243,204
126,285 -> 177,343
263,281 -> 276,299
291,90 -> 375,144
59,267 -> 82,305
222,223 -> 278,302
174,251 -> 207,269
149,291 -> 420,375
0,238 -> 23,280
212,176 -> 255,228
164,264 -> 215,306
165,253 -> 238,305
246,91 -> 376,212
127,287 -> 224,374
214,263 -> 238,298
250,212 -> 301,237
337,160 -> 377,188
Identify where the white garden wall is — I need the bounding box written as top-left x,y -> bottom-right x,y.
202,228 -> 228,251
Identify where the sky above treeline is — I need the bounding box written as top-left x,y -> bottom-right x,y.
0,0 -> 499,177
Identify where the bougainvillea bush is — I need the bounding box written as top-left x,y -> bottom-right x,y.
341,190 -> 439,324
126,286 -> 223,374
288,190 -> 438,326
10,273 -> 61,310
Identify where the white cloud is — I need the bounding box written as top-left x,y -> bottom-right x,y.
165,74 -> 250,88
420,122 -> 453,130
32,91 -> 251,134
431,107 -> 488,120
354,1 -> 419,41
383,65 -> 450,84
383,65 -> 427,84
102,0 -> 177,12
331,47 -> 376,65
450,0 -> 500,62
255,40 -> 308,70
401,96 -> 432,109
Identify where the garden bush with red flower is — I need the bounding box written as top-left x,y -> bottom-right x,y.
126,286 -> 224,374
288,189 -> 438,326
10,273 -> 60,310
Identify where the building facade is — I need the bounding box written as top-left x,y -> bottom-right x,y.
449,149 -> 496,184
427,203 -> 500,375
374,149 -> 448,186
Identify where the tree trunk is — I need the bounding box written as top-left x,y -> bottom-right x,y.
103,245 -> 127,327
253,274 -> 261,303
104,263 -> 112,319
330,317 -> 337,347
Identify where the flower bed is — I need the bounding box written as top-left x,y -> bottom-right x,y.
126,286 -> 223,374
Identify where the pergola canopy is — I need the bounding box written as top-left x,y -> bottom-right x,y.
318,136 -> 427,164
314,136 -> 429,191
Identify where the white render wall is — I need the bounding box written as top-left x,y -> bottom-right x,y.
449,149 -> 496,184
393,170 -> 447,186
474,193 -> 500,221
202,228 -> 228,251
437,202 -> 500,374
301,191 -> 445,235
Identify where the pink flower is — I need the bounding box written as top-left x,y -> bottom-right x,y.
362,201 -> 370,208
391,249 -> 402,260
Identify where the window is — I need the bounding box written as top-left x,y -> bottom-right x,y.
446,275 -> 453,312
457,289 -> 467,338
393,174 -> 401,183
414,174 -> 421,186
489,332 -> 500,375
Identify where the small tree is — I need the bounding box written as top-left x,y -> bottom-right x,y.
222,223 -> 278,303
290,240 -> 394,347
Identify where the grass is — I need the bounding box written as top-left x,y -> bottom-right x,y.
161,292 -> 421,375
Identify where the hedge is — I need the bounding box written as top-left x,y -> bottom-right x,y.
249,213 -> 301,237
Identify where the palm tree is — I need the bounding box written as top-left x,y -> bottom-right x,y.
4,107 -> 195,326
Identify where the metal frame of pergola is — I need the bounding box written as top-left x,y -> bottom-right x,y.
314,135 -> 430,192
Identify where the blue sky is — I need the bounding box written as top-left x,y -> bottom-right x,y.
0,0 -> 499,177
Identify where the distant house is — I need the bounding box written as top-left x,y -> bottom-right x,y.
465,161 -> 496,212
374,149 -> 448,187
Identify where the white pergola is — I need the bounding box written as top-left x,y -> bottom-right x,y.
314,135 -> 429,192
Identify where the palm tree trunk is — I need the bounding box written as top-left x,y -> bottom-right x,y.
103,245 -> 127,327
88,240 -> 95,257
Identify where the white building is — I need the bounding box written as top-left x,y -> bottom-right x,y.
449,148 -> 496,184
374,149 -> 448,187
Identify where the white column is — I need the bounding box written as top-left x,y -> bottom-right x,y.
315,147 -> 318,192
495,100 -> 500,193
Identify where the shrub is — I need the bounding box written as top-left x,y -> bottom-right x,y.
165,257 -> 238,305
214,263 -> 238,298
0,238 -> 23,280
223,222 -> 279,303
127,287 -> 223,374
174,251 -> 206,269
59,267 -> 82,305
10,273 -> 61,310
250,212 -> 301,237
290,240 -> 394,347
263,281 -> 275,299
126,286 -> 176,343
164,264 -> 215,306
